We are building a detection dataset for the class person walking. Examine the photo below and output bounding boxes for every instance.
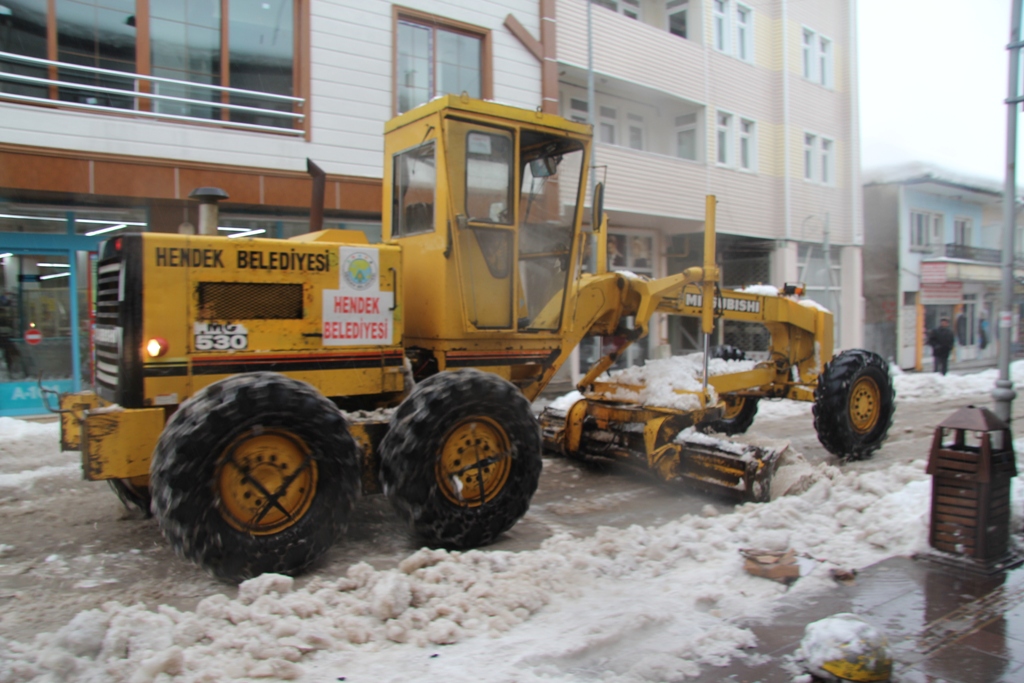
[927,317,956,376]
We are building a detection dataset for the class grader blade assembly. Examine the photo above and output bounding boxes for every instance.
[672,430,784,503]
[539,394,784,503]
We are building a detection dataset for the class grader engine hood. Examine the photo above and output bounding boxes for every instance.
[92,231,404,411]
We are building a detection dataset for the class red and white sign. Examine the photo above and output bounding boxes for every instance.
[321,247,394,346]
[24,328,42,345]
[920,281,963,305]
[920,262,950,285]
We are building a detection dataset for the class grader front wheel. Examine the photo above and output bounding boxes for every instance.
[380,369,542,549]
[813,350,895,460]
[703,394,760,435]
[149,373,360,582]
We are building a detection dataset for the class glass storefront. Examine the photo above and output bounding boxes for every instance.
[0,203,143,415]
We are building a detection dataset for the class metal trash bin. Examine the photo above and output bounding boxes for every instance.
[927,406,1017,569]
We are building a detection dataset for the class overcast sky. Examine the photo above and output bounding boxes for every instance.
[858,0,1013,181]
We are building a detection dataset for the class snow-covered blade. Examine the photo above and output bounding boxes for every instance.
[674,428,786,503]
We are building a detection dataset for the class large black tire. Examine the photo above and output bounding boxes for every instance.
[379,368,542,549]
[813,350,896,460]
[703,394,760,435]
[150,372,360,582]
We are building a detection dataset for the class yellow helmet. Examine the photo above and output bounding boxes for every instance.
[795,613,893,682]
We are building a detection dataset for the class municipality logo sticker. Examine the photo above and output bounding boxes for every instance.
[342,251,377,290]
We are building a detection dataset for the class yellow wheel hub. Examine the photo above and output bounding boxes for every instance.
[722,395,746,420]
[849,376,882,434]
[216,429,317,535]
[436,417,512,507]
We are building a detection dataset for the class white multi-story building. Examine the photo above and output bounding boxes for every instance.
[554,0,863,369]
[0,0,861,414]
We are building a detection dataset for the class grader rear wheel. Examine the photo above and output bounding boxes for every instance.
[813,350,895,460]
[150,372,360,582]
[380,369,542,549]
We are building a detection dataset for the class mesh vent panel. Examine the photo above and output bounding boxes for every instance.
[198,282,303,320]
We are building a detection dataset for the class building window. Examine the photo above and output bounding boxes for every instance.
[820,138,833,184]
[2,0,301,132]
[739,118,756,171]
[736,4,753,62]
[954,218,973,245]
[802,28,816,80]
[804,133,816,180]
[819,36,833,87]
[395,10,490,114]
[910,211,942,249]
[567,97,589,124]
[592,0,641,20]
[717,111,732,165]
[666,0,688,39]
[607,232,654,274]
[599,105,617,144]
[801,27,833,87]
[627,113,644,151]
[58,0,138,109]
[675,112,698,160]
[713,0,729,53]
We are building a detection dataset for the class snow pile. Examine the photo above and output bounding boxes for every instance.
[546,390,583,413]
[0,456,934,682]
[0,418,71,491]
[892,360,1024,401]
[603,354,756,411]
[793,613,891,676]
[798,298,831,313]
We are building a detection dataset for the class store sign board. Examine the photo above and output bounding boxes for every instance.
[920,281,963,305]
[0,379,73,415]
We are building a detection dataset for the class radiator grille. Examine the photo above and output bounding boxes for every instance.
[94,258,122,394]
[198,282,304,320]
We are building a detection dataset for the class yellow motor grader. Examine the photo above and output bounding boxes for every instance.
[53,96,894,581]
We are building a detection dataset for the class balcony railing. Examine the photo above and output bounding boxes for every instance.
[0,51,304,136]
[942,243,1002,264]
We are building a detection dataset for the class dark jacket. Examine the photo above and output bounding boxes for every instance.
[928,326,955,354]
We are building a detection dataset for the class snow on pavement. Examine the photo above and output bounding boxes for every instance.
[1,365,1022,682]
[2,456,937,683]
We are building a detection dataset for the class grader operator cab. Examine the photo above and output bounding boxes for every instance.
[55,96,895,581]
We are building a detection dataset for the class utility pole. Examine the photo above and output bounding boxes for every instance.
[994,0,1023,423]
[587,0,597,224]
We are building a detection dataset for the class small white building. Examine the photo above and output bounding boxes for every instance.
[863,163,1024,371]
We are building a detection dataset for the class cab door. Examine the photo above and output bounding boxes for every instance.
[445,119,517,330]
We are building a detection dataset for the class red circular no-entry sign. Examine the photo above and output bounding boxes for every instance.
[24,328,42,346]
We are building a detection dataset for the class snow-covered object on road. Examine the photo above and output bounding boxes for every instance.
[793,612,892,681]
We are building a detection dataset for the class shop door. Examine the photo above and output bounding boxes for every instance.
[0,253,75,414]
